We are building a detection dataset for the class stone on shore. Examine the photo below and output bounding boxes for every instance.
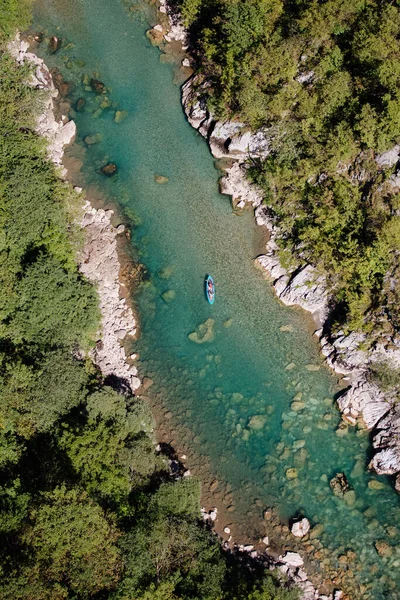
[291,518,310,538]
[280,552,304,567]
[146,27,164,46]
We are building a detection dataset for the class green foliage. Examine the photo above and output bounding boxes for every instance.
[180,0,400,334]
[0,0,32,41]
[116,517,226,599]
[18,486,121,598]
[150,478,201,518]
[0,479,30,534]
[60,390,157,506]
[369,361,400,394]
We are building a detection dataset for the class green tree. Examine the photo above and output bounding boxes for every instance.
[19,486,122,597]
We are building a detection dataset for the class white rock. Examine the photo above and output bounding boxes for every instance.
[223,527,231,534]
[376,145,400,168]
[280,552,304,567]
[261,536,269,545]
[291,518,310,538]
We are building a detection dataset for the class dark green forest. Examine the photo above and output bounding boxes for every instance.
[0,1,297,598]
[178,0,400,336]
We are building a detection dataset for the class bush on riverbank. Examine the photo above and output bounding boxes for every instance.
[177,0,400,336]
[0,4,298,600]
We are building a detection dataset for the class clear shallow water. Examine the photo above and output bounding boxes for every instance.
[32,0,400,596]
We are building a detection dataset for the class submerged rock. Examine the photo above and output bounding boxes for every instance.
[248,414,267,430]
[188,318,215,344]
[48,35,61,53]
[374,540,393,557]
[101,162,118,177]
[154,174,169,184]
[161,289,175,303]
[75,97,86,112]
[158,265,175,279]
[90,78,105,94]
[329,472,350,497]
[84,133,103,145]
[114,110,128,123]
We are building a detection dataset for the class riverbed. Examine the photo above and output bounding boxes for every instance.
[31,0,400,597]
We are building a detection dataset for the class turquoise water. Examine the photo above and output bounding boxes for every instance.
[32,0,400,597]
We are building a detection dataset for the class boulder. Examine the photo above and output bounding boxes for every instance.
[329,472,350,497]
[101,162,118,177]
[146,27,164,46]
[220,162,264,208]
[370,404,400,476]
[374,540,393,557]
[280,552,304,567]
[376,145,400,168]
[55,120,76,147]
[90,78,105,94]
[75,97,86,112]
[291,518,310,538]
[48,35,61,53]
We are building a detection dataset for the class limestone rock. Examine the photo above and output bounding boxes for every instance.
[291,518,310,538]
[219,162,264,208]
[280,552,304,567]
[376,145,400,168]
[370,408,400,475]
[146,27,164,46]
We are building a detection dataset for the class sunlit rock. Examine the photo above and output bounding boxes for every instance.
[291,518,310,538]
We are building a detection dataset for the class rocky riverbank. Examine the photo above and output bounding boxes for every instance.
[148,1,400,495]
[9,33,141,395]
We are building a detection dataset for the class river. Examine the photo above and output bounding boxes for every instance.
[31,0,400,597]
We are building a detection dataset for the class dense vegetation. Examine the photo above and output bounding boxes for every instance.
[0,3,298,599]
[178,0,400,335]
